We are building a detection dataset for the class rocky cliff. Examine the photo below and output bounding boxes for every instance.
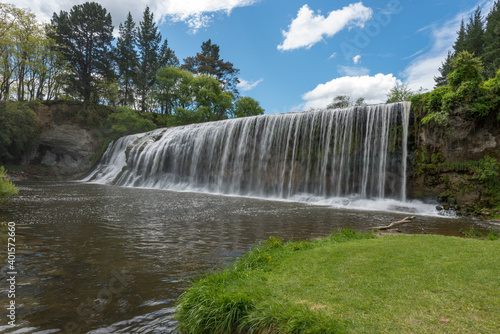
[20,103,109,179]
[408,111,500,215]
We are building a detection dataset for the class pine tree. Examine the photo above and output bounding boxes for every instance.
[464,7,484,57]
[50,2,114,102]
[159,39,179,68]
[435,51,455,87]
[483,1,500,77]
[182,39,240,96]
[135,6,161,112]
[454,19,467,53]
[116,12,138,107]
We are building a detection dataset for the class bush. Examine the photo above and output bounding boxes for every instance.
[107,106,156,136]
[0,102,40,163]
[0,166,18,204]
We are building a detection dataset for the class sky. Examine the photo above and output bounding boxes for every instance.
[7,0,496,114]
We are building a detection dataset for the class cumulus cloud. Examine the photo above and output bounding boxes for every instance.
[352,55,361,64]
[278,3,372,51]
[9,0,259,32]
[402,0,495,91]
[237,78,263,91]
[300,73,400,110]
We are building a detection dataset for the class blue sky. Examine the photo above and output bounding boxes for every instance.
[11,0,495,114]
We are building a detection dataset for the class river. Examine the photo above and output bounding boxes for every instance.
[0,181,495,333]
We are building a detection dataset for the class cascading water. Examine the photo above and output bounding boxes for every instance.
[86,102,440,214]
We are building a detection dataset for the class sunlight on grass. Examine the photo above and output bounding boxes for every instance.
[176,230,500,333]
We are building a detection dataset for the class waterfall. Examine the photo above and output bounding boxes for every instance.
[86,102,411,202]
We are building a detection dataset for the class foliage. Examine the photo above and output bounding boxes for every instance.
[49,2,114,103]
[115,12,138,107]
[2,3,265,122]
[386,83,415,102]
[414,51,499,127]
[156,66,236,125]
[0,101,39,163]
[326,95,365,109]
[434,51,454,87]
[483,1,500,77]
[447,50,483,89]
[176,231,500,334]
[232,97,265,118]
[464,7,485,57]
[135,6,161,112]
[411,86,451,126]
[0,166,18,203]
[107,106,156,136]
[0,3,65,101]
[182,39,240,96]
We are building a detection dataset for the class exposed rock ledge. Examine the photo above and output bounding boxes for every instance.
[38,124,96,171]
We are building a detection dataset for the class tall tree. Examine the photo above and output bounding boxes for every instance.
[50,2,114,102]
[454,19,467,53]
[464,7,485,57]
[135,6,161,112]
[159,39,179,69]
[182,39,240,96]
[116,12,138,107]
[435,51,455,87]
[483,1,500,77]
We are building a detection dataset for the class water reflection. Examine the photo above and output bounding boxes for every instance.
[0,182,496,333]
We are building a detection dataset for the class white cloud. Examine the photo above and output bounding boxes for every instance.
[278,3,372,51]
[338,65,370,76]
[300,73,400,110]
[9,0,259,32]
[328,52,337,60]
[353,55,361,64]
[237,78,263,91]
[402,0,495,91]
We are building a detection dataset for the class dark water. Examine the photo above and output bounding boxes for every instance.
[0,182,497,333]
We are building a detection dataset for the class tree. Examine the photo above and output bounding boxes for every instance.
[464,7,485,58]
[156,66,236,125]
[116,12,138,107]
[182,39,240,96]
[159,39,179,69]
[232,96,264,118]
[135,6,161,112]
[50,2,114,102]
[454,19,467,53]
[386,83,414,102]
[448,50,483,90]
[156,66,193,115]
[483,1,500,78]
[435,51,455,87]
[327,95,352,109]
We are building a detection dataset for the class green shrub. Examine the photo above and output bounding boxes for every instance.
[0,166,18,204]
[107,106,156,136]
[0,101,40,163]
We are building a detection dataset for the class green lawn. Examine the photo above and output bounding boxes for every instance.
[176,230,500,333]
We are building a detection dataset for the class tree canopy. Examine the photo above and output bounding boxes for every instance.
[49,2,114,103]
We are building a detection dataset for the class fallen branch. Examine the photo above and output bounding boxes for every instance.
[372,216,416,230]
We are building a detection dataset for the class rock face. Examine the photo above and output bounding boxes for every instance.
[408,112,500,212]
[23,103,107,178]
[38,124,96,171]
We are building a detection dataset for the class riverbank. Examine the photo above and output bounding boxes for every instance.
[175,229,500,333]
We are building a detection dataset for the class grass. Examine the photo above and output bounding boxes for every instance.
[175,229,500,334]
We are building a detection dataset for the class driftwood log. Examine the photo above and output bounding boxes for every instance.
[372,216,416,230]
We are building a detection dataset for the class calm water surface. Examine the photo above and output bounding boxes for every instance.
[0,182,496,333]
